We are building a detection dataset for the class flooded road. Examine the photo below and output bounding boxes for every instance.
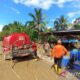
[0,42,76,80]
[0,54,66,80]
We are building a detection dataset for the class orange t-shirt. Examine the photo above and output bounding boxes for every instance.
[51,44,67,58]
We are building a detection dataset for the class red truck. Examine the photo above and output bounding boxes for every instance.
[3,33,34,60]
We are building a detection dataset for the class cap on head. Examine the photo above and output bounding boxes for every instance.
[57,40,62,44]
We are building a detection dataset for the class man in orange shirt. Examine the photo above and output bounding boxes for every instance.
[51,39,67,74]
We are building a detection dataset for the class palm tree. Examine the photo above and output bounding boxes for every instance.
[2,25,11,35]
[72,17,80,30]
[25,8,47,32]
[11,21,25,32]
[72,24,80,30]
[54,15,68,31]
[2,21,25,36]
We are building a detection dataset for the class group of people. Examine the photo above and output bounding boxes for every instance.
[32,39,79,75]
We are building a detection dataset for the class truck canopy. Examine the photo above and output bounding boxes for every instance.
[3,33,31,48]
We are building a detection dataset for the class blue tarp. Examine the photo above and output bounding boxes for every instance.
[62,39,79,43]
[78,51,80,61]
[70,49,78,59]
[61,56,69,67]
[74,61,80,70]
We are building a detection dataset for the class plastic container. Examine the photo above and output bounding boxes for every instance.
[70,49,78,58]
[61,56,69,67]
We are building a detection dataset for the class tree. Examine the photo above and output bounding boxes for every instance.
[72,17,80,30]
[2,21,25,36]
[72,24,80,30]
[25,8,47,32]
[54,15,68,31]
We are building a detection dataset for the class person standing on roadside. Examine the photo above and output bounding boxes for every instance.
[32,40,39,61]
[43,41,50,56]
[51,39,68,74]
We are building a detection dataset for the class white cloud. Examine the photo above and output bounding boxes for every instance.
[13,0,80,9]
[13,0,53,10]
[47,25,53,29]
[67,12,77,18]
[71,19,76,23]
[67,11,80,18]
[0,24,4,31]
[71,0,80,8]
[10,7,20,14]
[52,0,73,8]
[50,19,55,22]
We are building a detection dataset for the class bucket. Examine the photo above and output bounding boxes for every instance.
[61,56,69,67]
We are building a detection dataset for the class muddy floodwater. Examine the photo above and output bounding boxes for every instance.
[0,42,77,80]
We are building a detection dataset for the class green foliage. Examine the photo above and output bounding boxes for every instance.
[26,8,47,32]
[32,31,38,39]
[73,24,80,30]
[1,21,26,36]
[48,35,57,43]
[0,9,74,43]
[54,15,68,31]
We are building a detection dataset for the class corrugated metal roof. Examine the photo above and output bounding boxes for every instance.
[53,30,80,35]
